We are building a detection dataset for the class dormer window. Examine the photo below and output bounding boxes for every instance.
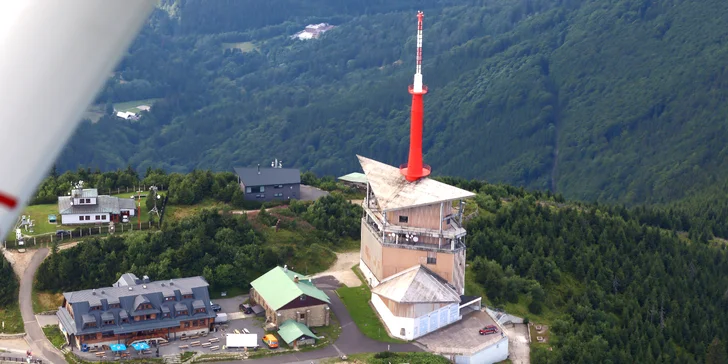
[103,319,115,325]
[136,303,153,310]
[108,303,120,309]
[182,294,194,299]
[194,308,206,314]
[164,296,175,302]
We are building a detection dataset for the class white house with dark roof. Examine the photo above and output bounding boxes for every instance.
[57,188,136,224]
[56,273,216,349]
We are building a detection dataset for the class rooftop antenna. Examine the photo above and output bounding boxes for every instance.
[400,11,430,182]
[148,185,161,218]
[271,159,283,168]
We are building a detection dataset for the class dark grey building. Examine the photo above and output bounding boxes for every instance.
[56,273,217,349]
[234,166,301,202]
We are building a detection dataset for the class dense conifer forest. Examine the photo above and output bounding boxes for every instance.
[54,0,728,205]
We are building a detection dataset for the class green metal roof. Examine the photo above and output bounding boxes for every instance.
[250,267,331,311]
[277,319,317,345]
[338,172,368,184]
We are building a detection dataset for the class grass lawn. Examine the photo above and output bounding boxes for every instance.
[324,352,451,363]
[42,325,66,349]
[113,98,160,113]
[9,203,62,237]
[221,41,258,52]
[164,199,232,222]
[335,266,405,343]
[209,286,247,300]
[180,351,195,361]
[33,288,64,313]
[0,304,23,334]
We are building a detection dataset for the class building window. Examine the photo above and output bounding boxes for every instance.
[95,215,100,220]
[184,321,190,328]
[163,312,170,318]
[102,215,107,220]
[399,216,409,223]
[164,296,175,302]
[298,312,306,320]
[257,194,265,199]
[121,317,129,324]
[84,334,95,340]
[79,216,85,221]
[90,305,101,311]
[177,310,188,316]
[246,187,251,193]
[194,308,206,314]
[145,314,152,320]
[427,251,437,265]
[108,303,120,309]
[400,328,406,336]
[85,322,96,328]
[182,294,194,299]
[86,215,91,220]
[86,198,91,203]
[274,185,283,189]
[103,320,114,326]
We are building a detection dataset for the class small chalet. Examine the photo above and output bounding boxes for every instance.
[234,165,300,202]
[249,266,330,327]
[57,187,136,225]
[277,319,318,348]
[337,172,367,190]
[56,273,216,349]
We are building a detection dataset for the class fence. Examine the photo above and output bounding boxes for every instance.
[102,185,165,196]
[0,356,42,364]
[3,222,155,249]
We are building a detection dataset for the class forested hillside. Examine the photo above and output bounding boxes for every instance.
[56,0,728,205]
[444,179,728,363]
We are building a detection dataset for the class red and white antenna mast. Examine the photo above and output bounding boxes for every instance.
[400,11,430,182]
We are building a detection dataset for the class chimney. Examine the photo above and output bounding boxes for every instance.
[283,265,288,272]
[92,289,96,295]
[169,280,174,286]
[294,275,299,284]
[257,164,260,174]
[101,290,105,294]
[143,275,150,283]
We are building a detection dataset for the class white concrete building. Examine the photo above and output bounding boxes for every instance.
[370,265,461,340]
[58,188,136,225]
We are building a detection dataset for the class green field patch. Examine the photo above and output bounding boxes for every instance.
[42,325,66,349]
[113,98,160,113]
[222,41,258,52]
[336,266,405,343]
[0,304,23,334]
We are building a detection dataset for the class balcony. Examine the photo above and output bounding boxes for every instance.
[362,215,465,253]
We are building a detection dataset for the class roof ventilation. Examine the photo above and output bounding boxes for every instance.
[160,283,165,287]
[283,265,288,272]
[257,164,261,174]
[293,275,299,284]
[142,275,150,283]
[128,287,133,291]
[143,285,147,289]
[92,289,96,295]
[169,280,174,286]
[101,290,105,294]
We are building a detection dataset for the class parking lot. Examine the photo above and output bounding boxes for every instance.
[417,310,505,356]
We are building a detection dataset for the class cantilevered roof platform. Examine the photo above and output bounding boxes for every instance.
[357,155,475,212]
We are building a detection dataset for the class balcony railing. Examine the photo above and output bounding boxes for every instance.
[363,217,465,253]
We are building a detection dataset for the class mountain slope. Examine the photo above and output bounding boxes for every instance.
[57,0,728,205]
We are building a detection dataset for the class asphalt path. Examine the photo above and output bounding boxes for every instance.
[19,248,66,364]
[219,276,421,364]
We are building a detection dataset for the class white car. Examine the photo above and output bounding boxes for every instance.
[122,215,129,223]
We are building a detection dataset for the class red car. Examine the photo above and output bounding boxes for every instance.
[479,325,499,335]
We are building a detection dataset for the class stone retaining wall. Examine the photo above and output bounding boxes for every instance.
[0,333,26,339]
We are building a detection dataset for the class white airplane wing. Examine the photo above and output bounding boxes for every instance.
[0,1,155,239]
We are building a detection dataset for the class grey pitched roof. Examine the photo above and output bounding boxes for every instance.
[133,295,149,308]
[174,302,188,312]
[57,274,214,336]
[58,195,136,215]
[180,287,193,295]
[82,314,95,324]
[192,300,205,309]
[116,273,141,287]
[101,312,114,321]
[161,306,170,313]
[234,167,300,186]
[371,265,460,303]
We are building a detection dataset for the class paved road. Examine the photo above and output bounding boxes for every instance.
[219,276,421,364]
[19,248,66,364]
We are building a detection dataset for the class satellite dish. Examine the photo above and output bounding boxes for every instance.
[413,236,419,242]
[156,194,161,199]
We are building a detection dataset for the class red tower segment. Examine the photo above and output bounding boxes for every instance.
[400,11,431,182]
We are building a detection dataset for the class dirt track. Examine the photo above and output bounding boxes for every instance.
[311,251,361,287]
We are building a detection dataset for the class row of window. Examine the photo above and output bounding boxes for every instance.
[82,319,207,340]
[245,185,290,193]
[79,215,106,221]
[78,198,93,204]
[396,215,454,225]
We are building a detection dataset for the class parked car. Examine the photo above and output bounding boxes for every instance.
[262,334,279,349]
[55,230,71,238]
[479,325,499,335]
[210,302,221,312]
[121,215,129,223]
[239,303,253,314]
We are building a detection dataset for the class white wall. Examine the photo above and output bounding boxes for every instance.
[121,208,136,216]
[371,294,414,340]
[359,258,380,287]
[454,336,509,364]
[412,303,460,339]
[61,213,110,225]
[73,197,97,205]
